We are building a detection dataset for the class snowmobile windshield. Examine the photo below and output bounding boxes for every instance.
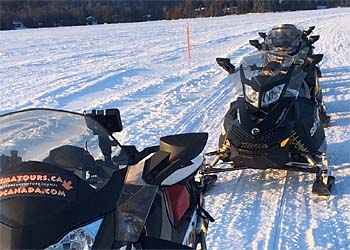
[240,51,295,108]
[115,163,159,245]
[240,51,294,81]
[265,24,303,54]
[0,108,128,189]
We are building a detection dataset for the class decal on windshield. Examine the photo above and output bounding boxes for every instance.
[0,173,76,201]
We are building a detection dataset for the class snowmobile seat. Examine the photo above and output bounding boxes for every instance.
[165,184,191,223]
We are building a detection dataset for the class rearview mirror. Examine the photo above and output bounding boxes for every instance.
[304,54,323,71]
[304,26,315,36]
[258,32,267,39]
[216,58,236,74]
[249,39,262,50]
[308,35,320,45]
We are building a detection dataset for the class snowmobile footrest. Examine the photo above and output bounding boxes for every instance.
[312,179,331,196]
[204,167,239,174]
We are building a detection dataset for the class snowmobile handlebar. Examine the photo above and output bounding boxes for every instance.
[303,26,315,36]
[85,108,122,134]
[210,155,221,168]
[216,57,237,74]
[204,150,220,156]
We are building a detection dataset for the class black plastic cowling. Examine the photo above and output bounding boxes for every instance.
[142,133,208,186]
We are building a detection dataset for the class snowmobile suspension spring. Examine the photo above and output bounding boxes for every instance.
[205,151,220,156]
[304,154,317,167]
[290,131,309,153]
[210,155,221,168]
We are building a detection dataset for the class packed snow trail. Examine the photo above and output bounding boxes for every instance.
[0,7,349,250]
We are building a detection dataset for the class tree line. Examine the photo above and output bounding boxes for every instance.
[0,0,349,30]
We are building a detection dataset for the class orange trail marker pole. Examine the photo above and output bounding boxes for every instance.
[186,23,191,59]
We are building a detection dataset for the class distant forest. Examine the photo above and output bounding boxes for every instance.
[1,0,349,30]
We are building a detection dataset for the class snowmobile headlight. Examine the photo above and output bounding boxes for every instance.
[244,84,259,108]
[44,219,103,250]
[261,83,285,107]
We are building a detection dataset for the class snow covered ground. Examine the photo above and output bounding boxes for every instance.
[1,7,349,250]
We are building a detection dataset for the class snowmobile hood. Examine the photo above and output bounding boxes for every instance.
[238,51,303,109]
[0,108,131,249]
[239,51,295,91]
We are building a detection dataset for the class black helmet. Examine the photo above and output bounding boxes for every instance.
[265,24,303,54]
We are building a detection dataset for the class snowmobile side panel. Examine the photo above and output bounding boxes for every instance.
[144,190,173,240]
[294,97,326,153]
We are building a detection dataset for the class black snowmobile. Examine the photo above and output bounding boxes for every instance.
[249,24,330,126]
[204,50,335,196]
[0,108,214,250]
